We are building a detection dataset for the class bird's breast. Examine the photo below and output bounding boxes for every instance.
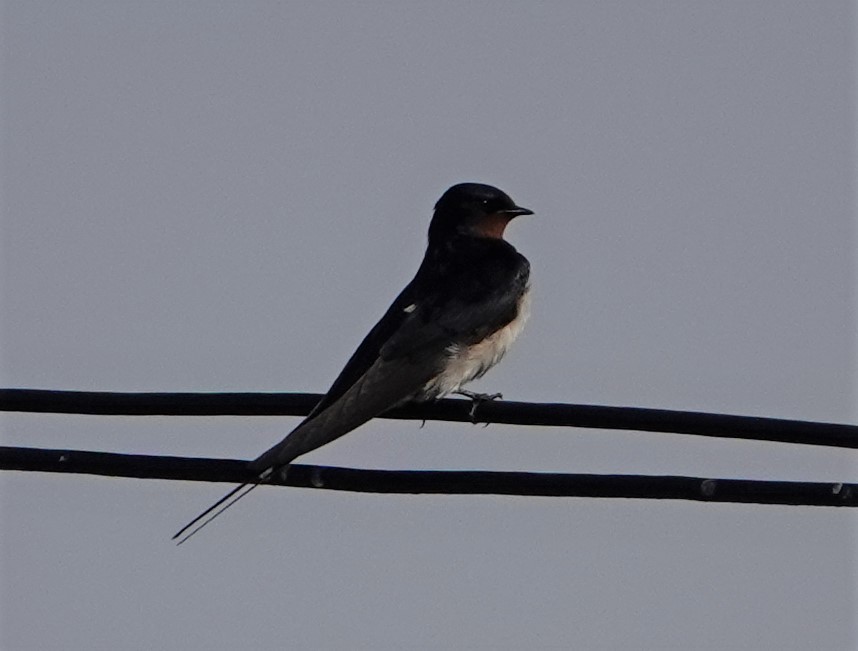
[420,287,531,399]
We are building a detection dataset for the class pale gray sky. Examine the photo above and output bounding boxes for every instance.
[1,2,856,649]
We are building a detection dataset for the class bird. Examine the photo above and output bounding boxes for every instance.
[173,182,534,543]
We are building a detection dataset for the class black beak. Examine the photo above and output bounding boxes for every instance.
[500,206,534,217]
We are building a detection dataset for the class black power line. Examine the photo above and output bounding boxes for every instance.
[2,388,857,448]
[2,446,856,507]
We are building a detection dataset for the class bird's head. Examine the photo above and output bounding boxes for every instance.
[429,183,533,242]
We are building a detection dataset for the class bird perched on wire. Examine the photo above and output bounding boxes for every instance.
[174,182,534,543]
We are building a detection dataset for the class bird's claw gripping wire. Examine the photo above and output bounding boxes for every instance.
[454,389,503,423]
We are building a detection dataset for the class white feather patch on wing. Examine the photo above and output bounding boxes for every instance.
[421,288,531,399]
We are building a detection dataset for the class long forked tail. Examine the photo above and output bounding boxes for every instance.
[172,474,269,545]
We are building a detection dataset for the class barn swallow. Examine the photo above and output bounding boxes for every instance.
[173,182,534,543]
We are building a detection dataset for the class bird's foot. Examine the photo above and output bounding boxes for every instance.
[260,465,288,483]
[454,389,503,422]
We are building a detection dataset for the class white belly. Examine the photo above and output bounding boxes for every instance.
[421,288,531,398]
